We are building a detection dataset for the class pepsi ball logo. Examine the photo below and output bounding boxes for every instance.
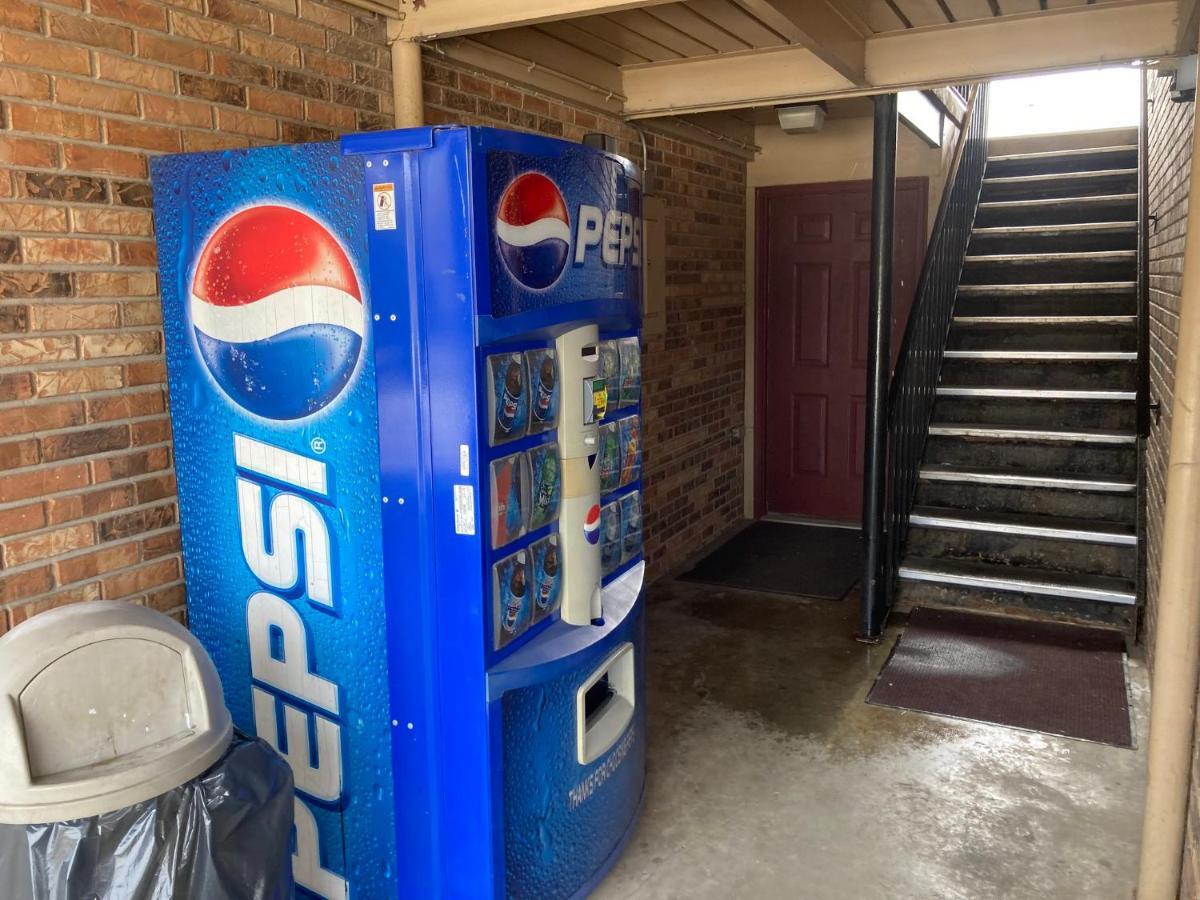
[495,173,570,290]
[190,205,364,420]
[583,503,601,545]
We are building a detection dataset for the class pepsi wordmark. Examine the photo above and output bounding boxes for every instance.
[192,204,363,900]
[494,172,641,293]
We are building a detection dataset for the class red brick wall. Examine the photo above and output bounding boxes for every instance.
[0,0,392,632]
[1145,69,1200,897]
[0,5,749,633]
[423,56,749,575]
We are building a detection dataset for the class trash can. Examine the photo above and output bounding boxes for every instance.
[0,601,295,899]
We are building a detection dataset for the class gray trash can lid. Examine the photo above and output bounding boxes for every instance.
[0,601,233,824]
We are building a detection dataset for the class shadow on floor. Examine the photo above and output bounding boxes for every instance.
[593,578,1147,900]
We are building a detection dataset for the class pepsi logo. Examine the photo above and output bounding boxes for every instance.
[495,173,570,290]
[190,205,364,421]
[583,503,601,545]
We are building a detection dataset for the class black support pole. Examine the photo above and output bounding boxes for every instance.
[861,93,898,641]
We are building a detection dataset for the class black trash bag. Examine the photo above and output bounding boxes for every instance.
[0,734,294,900]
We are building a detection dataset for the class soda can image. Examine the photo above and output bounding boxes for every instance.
[618,415,641,487]
[524,348,559,432]
[527,442,561,531]
[601,500,622,576]
[489,452,528,548]
[618,337,640,408]
[487,351,529,444]
[621,491,643,562]
[493,549,531,649]
[530,534,561,623]
[598,421,620,493]
[598,340,620,413]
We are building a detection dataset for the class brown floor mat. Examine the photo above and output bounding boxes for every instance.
[867,606,1132,747]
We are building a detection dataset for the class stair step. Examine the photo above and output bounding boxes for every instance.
[987,144,1137,165]
[978,193,1137,210]
[932,393,1136,431]
[919,464,1135,493]
[927,424,1136,444]
[975,193,1137,227]
[984,168,1137,185]
[963,250,1136,264]
[953,314,1136,325]
[939,358,1136,391]
[923,429,1136,477]
[935,386,1135,401]
[942,350,1135,361]
[980,168,1138,202]
[909,506,1136,546]
[954,291,1137,316]
[957,281,1135,294]
[972,222,1136,236]
[899,558,1136,605]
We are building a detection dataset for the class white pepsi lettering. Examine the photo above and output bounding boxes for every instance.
[574,204,603,264]
[618,213,633,265]
[601,209,621,266]
[252,686,343,801]
[234,432,345,897]
[247,591,340,714]
[237,480,333,607]
[293,800,349,900]
[632,217,642,267]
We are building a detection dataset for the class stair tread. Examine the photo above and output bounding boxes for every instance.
[899,556,1136,604]
[987,145,1137,163]
[958,281,1135,293]
[910,505,1136,541]
[927,423,1137,444]
[972,221,1136,235]
[919,463,1135,491]
[963,250,1136,263]
[954,314,1136,325]
[983,168,1136,185]
[936,386,1135,400]
[942,349,1136,360]
[979,193,1136,208]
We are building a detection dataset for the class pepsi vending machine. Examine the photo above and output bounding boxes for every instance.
[149,127,646,899]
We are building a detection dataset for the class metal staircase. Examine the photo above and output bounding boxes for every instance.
[896,142,1140,628]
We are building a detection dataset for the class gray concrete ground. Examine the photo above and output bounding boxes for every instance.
[593,579,1148,900]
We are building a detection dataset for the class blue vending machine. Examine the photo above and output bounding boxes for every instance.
[149,127,647,899]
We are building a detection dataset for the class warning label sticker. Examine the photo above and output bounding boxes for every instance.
[453,484,475,536]
[373,182,396,230]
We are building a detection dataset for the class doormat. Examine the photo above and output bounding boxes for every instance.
[867,606,1132,747]
[678,521,862,600]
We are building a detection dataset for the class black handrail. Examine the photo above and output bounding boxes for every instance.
[861,82,991,639]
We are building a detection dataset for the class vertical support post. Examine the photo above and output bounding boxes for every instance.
[388,25,424,128]
[860,93,898,641]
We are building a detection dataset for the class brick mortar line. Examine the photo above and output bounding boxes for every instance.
[0,441,173,512]
[0,15,391,84]
[0,382,163,407]
[0,349,164,374]
[0,536,183,604]
[0,409,169,444]
[0,508,178,580]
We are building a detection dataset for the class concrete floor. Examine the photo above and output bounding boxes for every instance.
[593,579,1148,900]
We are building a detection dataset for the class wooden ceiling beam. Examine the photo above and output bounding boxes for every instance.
[729,0,868,84]
[623,0,1179,117]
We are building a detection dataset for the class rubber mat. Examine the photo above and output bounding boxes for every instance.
[868,606,1132,747]
[678,521,861,600]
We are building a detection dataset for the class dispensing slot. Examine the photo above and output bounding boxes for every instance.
[576,643,635,765]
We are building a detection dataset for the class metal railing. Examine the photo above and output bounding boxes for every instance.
[864,82,990,639]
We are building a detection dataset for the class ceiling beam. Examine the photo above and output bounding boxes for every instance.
[729,0,868,84]
[398,0,676,40]
[1178,0,1200,53]
[866,1,1178,87]
[623,45,856,117]
[623,0,1178,118]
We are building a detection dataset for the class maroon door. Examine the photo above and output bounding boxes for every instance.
[757,179,927,522]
